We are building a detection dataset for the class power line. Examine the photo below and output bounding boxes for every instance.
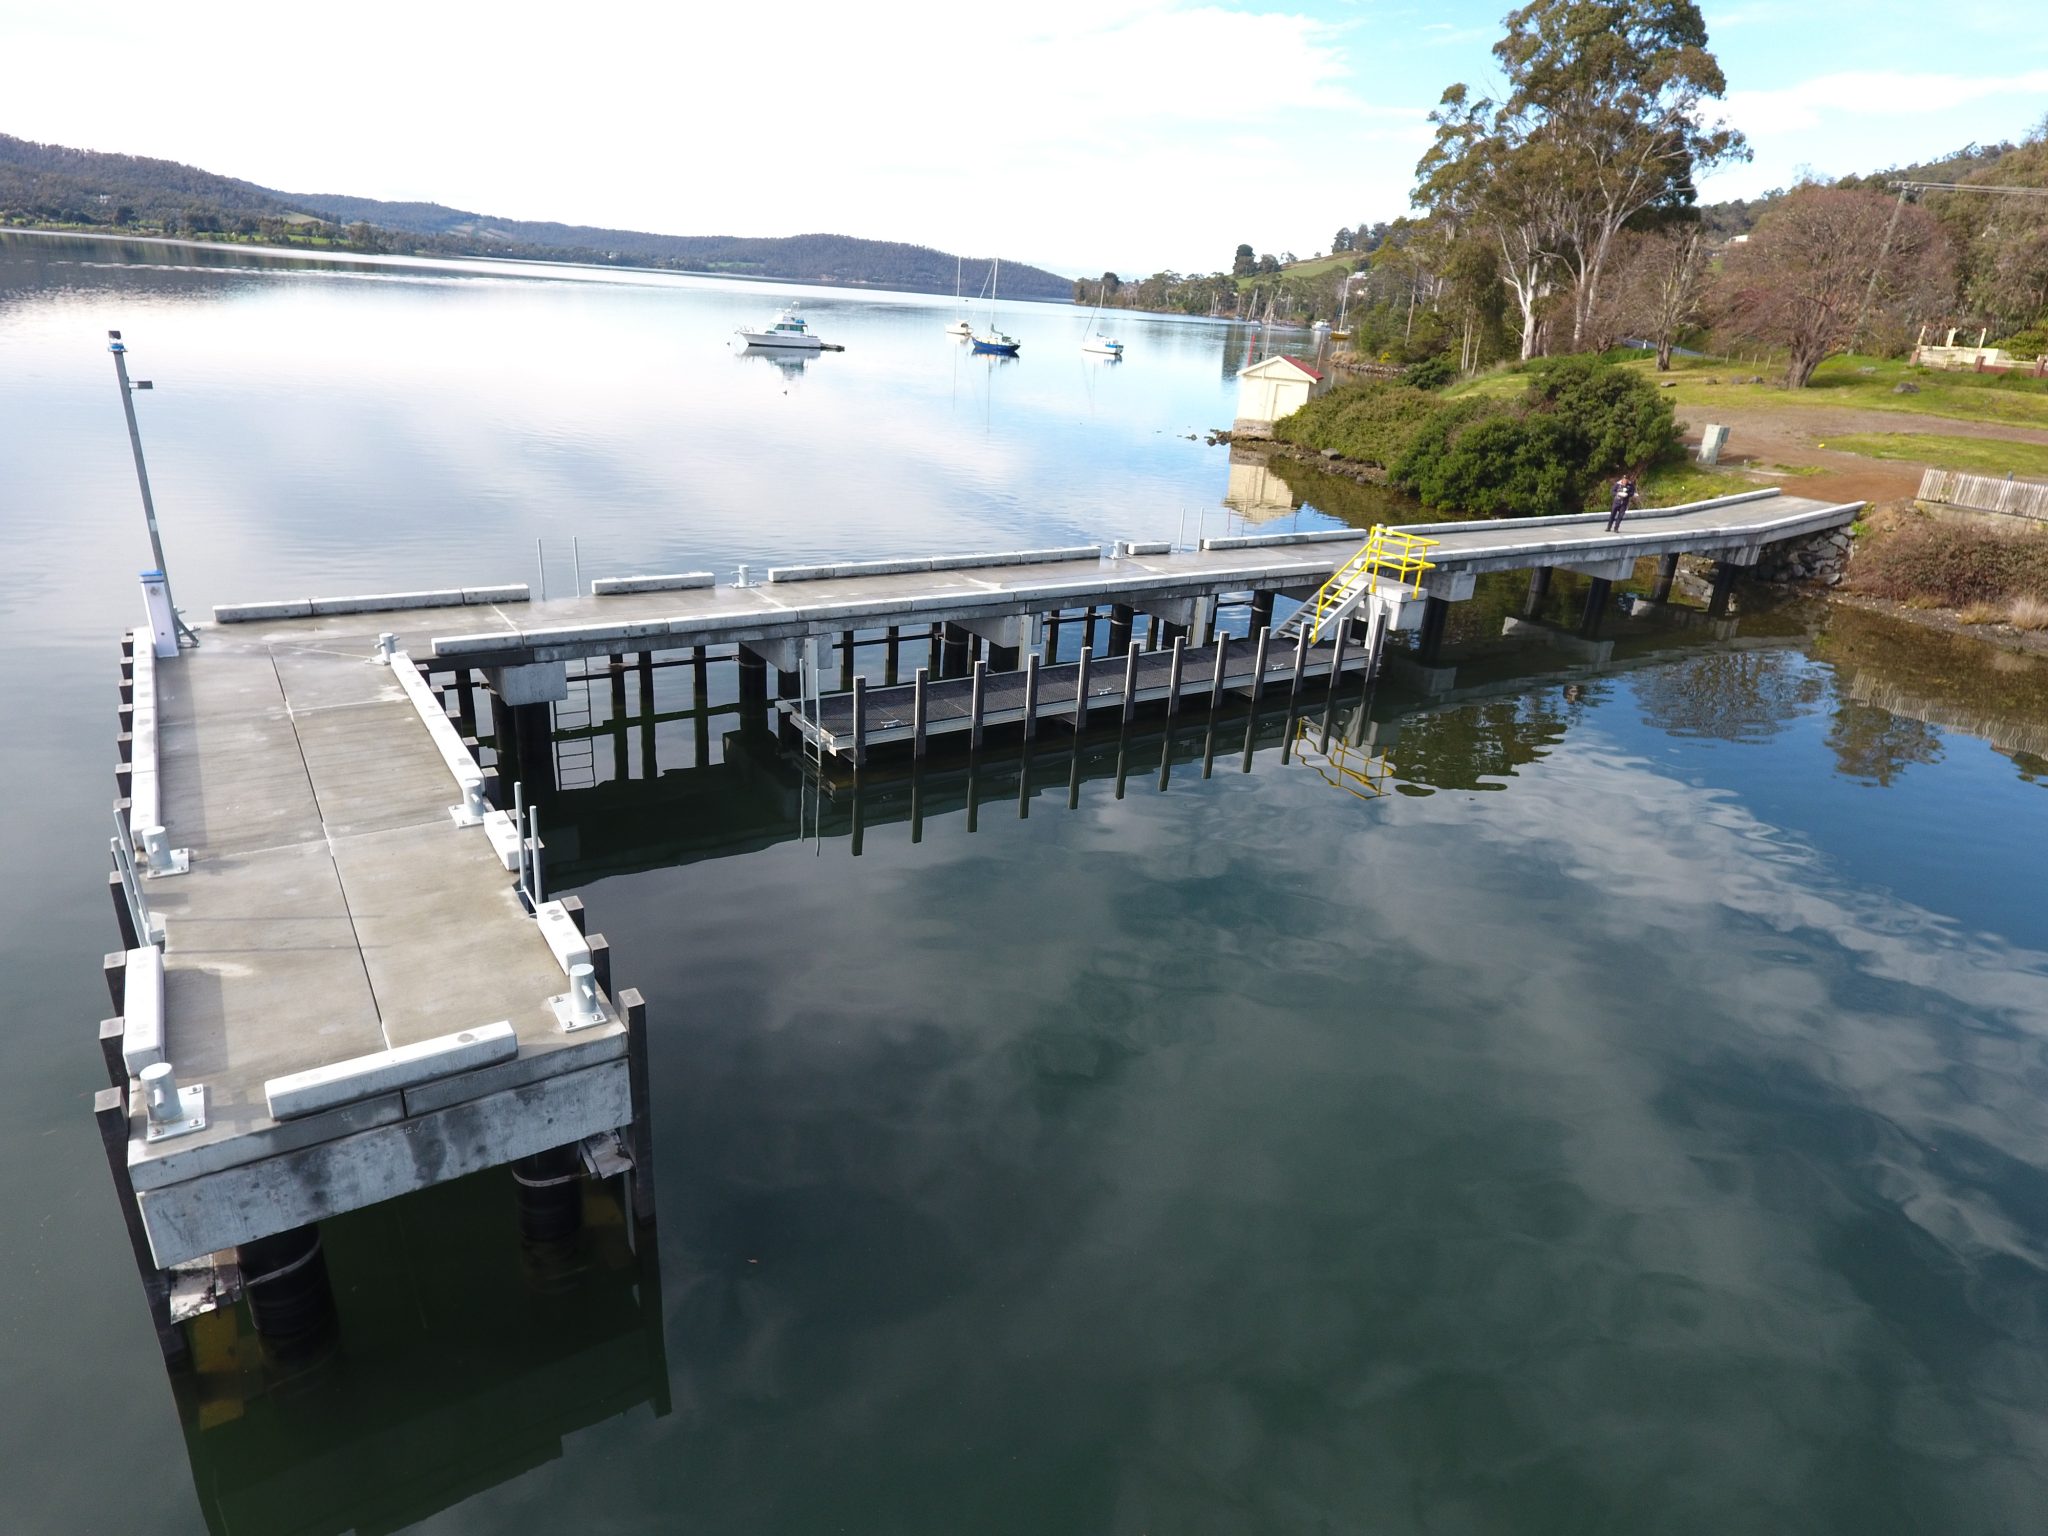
[1888,180,2048,199]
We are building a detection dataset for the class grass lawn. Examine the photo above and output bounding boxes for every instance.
[1237,254,1354,290]
[1626,353,2048,429]
[1580,460,1754,513]
[1443,367,1529,401]
[1825,432,2048,479]
[1449,353,2048,430]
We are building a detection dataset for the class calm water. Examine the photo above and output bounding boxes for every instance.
[6,232,2048,1535]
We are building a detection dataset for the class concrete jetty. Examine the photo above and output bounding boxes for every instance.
[103,610,654,1363]
[96,486,1857,1365]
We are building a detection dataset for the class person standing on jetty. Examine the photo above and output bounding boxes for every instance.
[1605,472,1638,533]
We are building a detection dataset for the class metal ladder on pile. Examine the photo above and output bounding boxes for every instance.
[552,673,597,791]
[795,636,827,852]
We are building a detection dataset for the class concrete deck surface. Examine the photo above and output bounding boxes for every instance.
[203,491,1857,671]
[130,624,625,1206]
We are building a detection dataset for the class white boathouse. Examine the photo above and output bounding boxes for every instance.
[1233,354,1326,438]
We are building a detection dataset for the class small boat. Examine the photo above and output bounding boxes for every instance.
[945,254,974,336]
[735,306,827,349]
[970,255,1022,355]
[1081,289,1124,357]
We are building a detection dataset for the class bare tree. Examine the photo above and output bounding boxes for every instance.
[1610,225,1709,368]
[1716,188,1953,387]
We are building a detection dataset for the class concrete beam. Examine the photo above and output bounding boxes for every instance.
[486,661,569,706]
[743,636,807,674]
[1149,595,1211,629]
[1421,569,1477,602]
[958,612,1036,652]
[137,1059,631,1268]
[1560,556,1639,582]
[264,1021,519,1120]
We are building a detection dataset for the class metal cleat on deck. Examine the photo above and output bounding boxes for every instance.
[140,1061,207,1143]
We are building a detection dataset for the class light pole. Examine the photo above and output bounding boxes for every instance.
[108,330,198,647]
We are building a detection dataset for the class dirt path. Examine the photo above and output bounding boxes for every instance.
[1680,403,2048,505]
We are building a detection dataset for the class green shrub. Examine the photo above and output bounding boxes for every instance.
[1992,323,2048,359]
[1393,358,1679,514]
[1522,357,1682,481]
[1273,382,1446,467]
[1389,404,1569,515]
[1275,357,1681,516]
[1403,353,1457,391]
[1849,520,2048,605]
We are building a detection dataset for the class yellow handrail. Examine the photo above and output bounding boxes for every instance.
[1307,525,1440,641]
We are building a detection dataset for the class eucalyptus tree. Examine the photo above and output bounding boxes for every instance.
[1414,0,1745,355]
[1416,85,1571,360]
[1496,0,1746,347]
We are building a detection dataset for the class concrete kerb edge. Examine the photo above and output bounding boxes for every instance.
[767,545,1103,584]
[215,585,531,624]
[590,572,717,596]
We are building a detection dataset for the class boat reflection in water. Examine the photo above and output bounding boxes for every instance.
[172,1170,668,1536]
[735,341,825,379]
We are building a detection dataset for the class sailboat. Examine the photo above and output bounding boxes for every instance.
[1081,283,1124,358]
[945,253,973,337]
[970,254,1022,356]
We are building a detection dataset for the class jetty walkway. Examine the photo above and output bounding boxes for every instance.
[95,486,1857,1364]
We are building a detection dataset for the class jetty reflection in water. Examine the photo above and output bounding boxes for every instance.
[528,583,2048,894]
[172,1173,667,1536]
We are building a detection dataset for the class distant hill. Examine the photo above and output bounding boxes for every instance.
[0,133,1075,299]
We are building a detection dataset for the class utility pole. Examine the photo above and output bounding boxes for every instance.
[1854,180,2048,351]
[108,331,198,647]
[1850,186,1911,352]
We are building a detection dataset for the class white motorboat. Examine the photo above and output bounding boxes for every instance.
[735,307,827,349]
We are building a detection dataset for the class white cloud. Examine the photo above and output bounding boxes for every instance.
[1,0,1433,273]
[1725,68,2048,138]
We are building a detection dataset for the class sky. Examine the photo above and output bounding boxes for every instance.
[3,0,2044,277]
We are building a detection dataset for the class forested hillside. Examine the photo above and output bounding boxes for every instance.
[0,134,1074,298]
[1697,140,2025,239]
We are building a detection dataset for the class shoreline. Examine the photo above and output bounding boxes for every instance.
[1824,588,2048,660]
